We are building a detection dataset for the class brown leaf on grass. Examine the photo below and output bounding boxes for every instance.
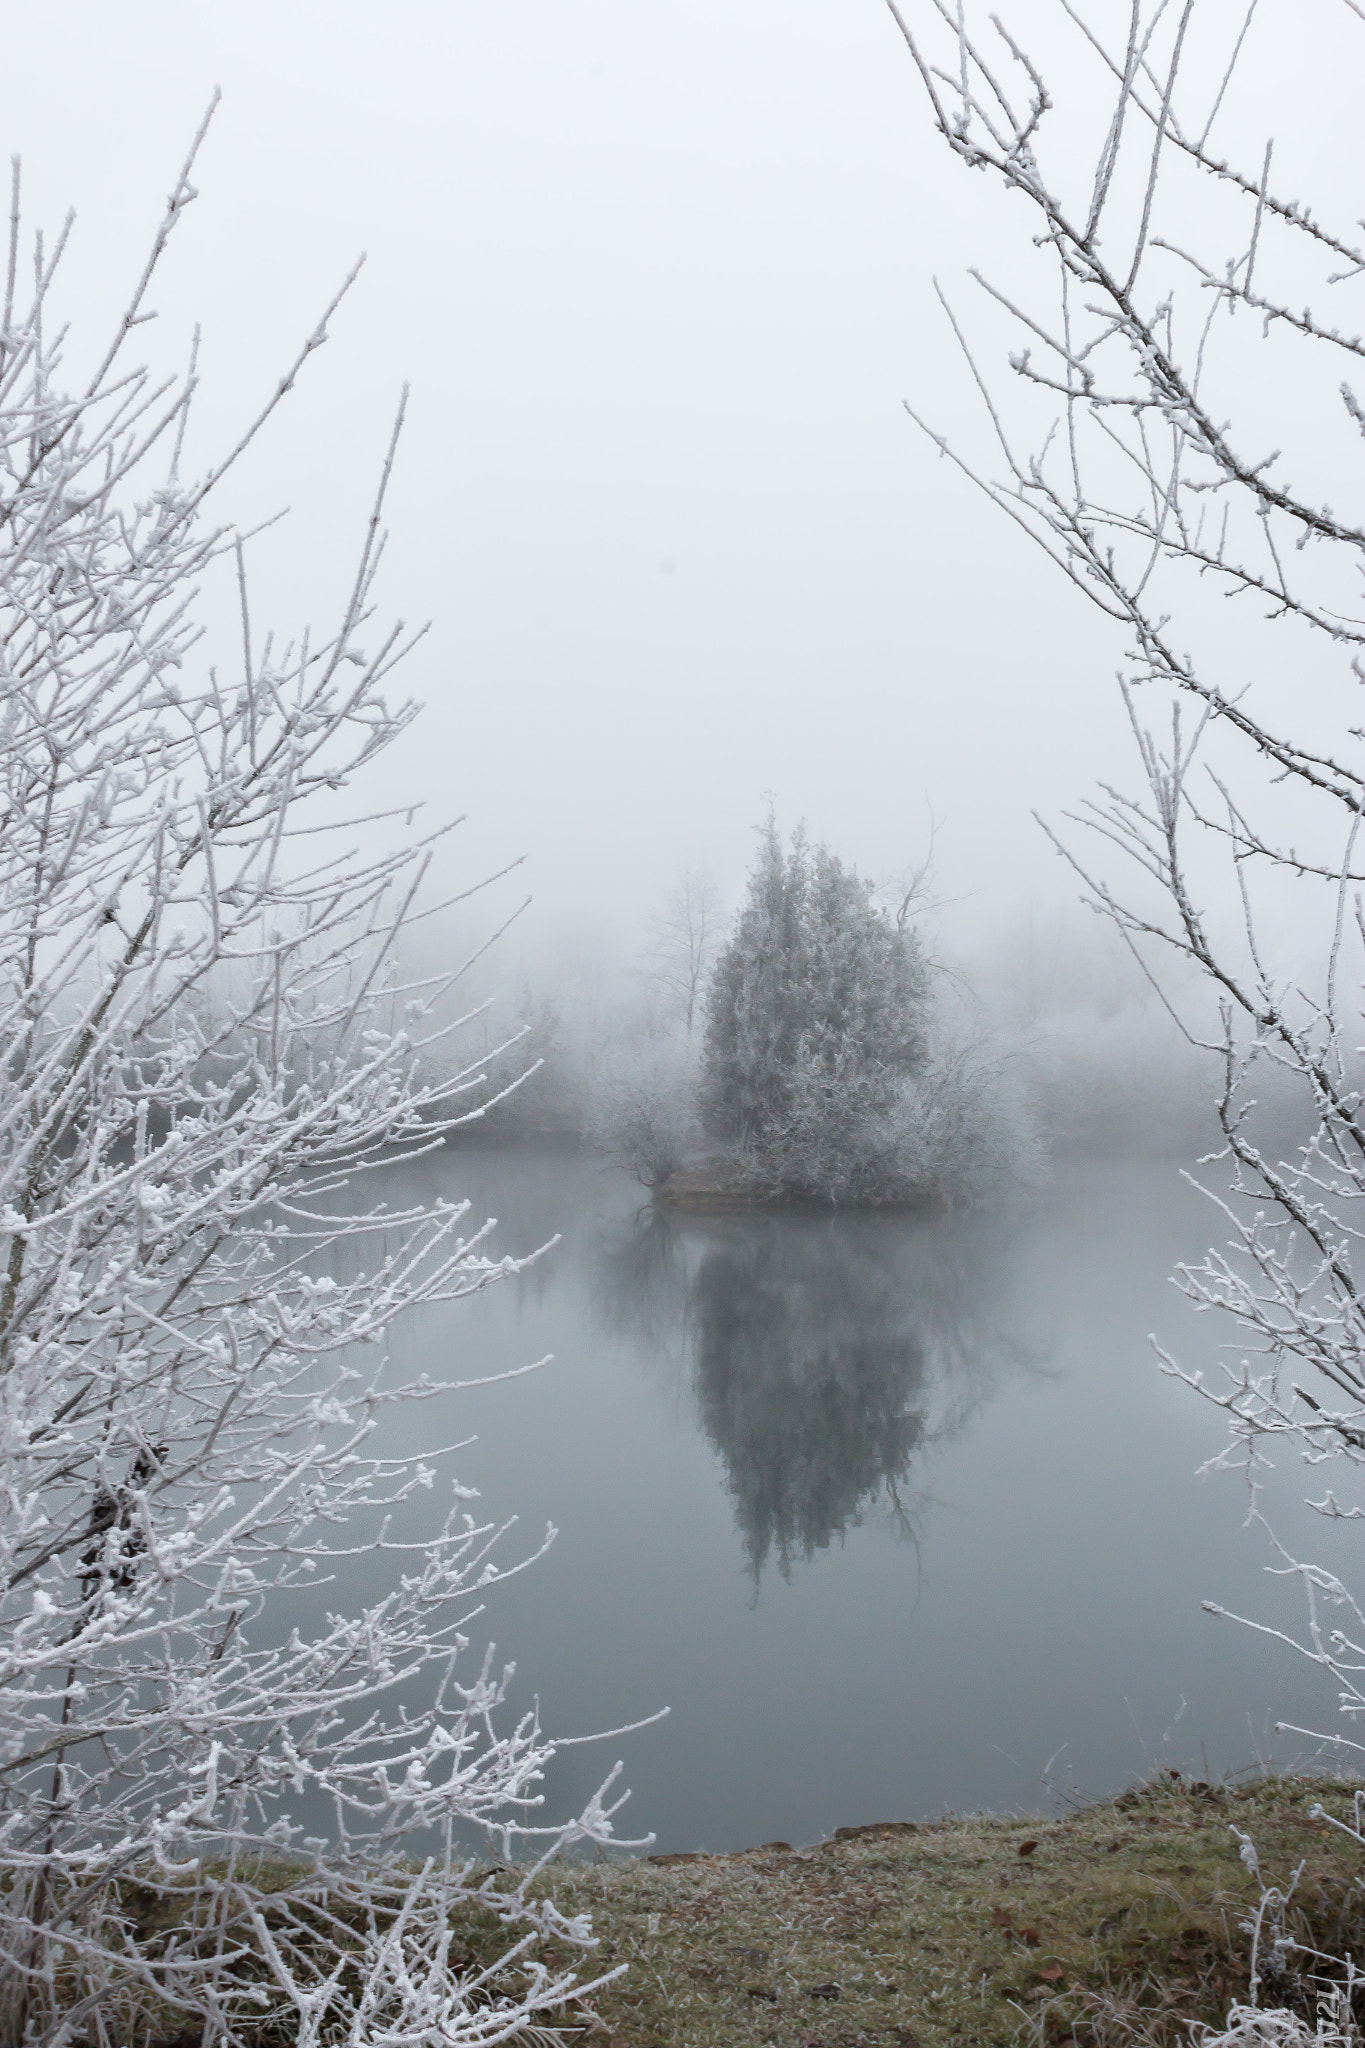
[1036,1962,1065,1981]
[990,1905,1014,1929]
[1018,1838,1040,1857]
[1020,1926,1041,1945]
[803,1981,842,2000]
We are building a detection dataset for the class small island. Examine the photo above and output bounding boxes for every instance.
[597,818,1031,1211]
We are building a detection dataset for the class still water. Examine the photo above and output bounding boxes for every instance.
[342,1144,1358,1854]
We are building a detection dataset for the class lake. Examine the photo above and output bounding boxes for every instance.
[339,1142,1359,1855]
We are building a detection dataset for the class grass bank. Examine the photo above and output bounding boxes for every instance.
[527,1773,1365,2046]
[65,1772,1365,2044]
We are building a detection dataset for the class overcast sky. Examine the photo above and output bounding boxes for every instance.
[3,0,1358,991]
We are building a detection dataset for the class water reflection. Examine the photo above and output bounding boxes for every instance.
[596,1206,1038,1578]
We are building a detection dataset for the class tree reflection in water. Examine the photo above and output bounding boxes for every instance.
[595,1206,1035,1580]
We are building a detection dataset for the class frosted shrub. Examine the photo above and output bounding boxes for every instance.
[694,819,1036,1204]
[1196,2007,1359,2048]
[884,1033,1043,1206]
[0,123,639,2047]
[585,1032,702,1188]
[892,0,1365,2031]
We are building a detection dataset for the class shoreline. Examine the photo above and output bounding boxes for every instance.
[529,1772,1365,2047]
[652,1166,947,1215]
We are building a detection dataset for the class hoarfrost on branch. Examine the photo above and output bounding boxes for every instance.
[891,0,1365,2026]
[0,111,642,2048]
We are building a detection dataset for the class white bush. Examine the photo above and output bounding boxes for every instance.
[0,126,639,2047]
[585,1033,702,1187]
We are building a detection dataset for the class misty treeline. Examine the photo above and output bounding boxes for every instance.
[891,0,1365,2038]
[488,817,1043,1206]
[473,823,1225,1203]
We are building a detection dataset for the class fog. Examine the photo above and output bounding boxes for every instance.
[4,1,1359,1122]
[0,3,1159,969]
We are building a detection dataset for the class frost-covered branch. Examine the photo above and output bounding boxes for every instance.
[0,128,642,2048]
[892,0,1365,2028]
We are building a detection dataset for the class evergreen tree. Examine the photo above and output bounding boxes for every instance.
[701,820,930,1197]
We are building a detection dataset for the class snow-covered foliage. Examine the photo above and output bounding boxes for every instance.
[1195,2004,1360,2048]
[887,1030,1042,1204]
[894,0,1365,2030]
[0,124,637,2047]
[700,819,932,1200]
[688,820,1035,1204]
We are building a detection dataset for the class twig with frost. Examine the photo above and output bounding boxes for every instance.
[0,119,651,2048]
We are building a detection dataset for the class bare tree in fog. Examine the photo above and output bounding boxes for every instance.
[0,130,637,2048]
[893,0,1365,2029]
[645,865,721,1037]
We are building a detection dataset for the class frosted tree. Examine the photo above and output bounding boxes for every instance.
[0,119,640,2048]
[701,818,931,1199]
[888,0,1365,2030]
